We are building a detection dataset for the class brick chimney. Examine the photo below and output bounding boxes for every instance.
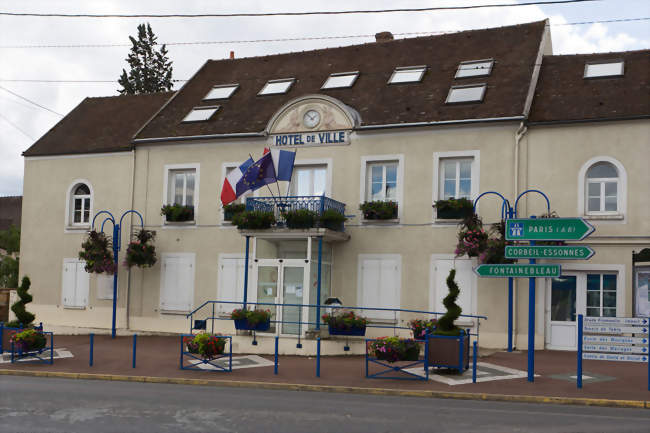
[229,51,235,59]
[375,32,394,43]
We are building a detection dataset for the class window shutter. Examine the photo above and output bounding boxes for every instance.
[75,262,90,307]
[160,255,195,312]
[360,257,399,320]
[218,258,246,313]
[62,261,76,307]
[97,274,113,300]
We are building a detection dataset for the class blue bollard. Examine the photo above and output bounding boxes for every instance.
[89,333,94,367]
[132,334,137,369]
[316,337,321,378]
[274,336,279,375]
[577,314,583,389]
[472,341,478,383]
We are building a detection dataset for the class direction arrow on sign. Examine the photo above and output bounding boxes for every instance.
[583,344,648,354]
[584,317,648,326]
[584,325,649,335]
[473,264,561,278]
[505,245,595,260]
[583,335,648,345]
[505,218,595,241]
[583,353,648,363]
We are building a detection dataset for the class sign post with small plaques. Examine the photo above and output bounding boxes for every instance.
[577,315,649,390]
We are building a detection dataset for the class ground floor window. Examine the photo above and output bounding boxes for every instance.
[357,254,401,320]
[160,253,195,312]
[62,259,89,309]
[431,258,476,317]
[586,273,617,317]
[217,255,246,314]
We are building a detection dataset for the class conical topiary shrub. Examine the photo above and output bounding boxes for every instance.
[433,269,462,336]
[7,276,35,328]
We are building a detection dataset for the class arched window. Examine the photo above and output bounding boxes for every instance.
[70,183,92,225]
[586,162,619,214]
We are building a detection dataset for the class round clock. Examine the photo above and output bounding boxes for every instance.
[303,109,321,128]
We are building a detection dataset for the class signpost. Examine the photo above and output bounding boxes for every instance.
[505,245,594,260]
[505,218,595,241]
[577,314,649,390]
[474,264,561,278]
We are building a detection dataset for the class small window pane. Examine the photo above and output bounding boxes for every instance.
[587,162,617,178]
[174,174,184,205]
[588,182,600,197]
[587,307,601,317]
[455,60,493,78]
[443,161,456,180]
[74,184,90,195]
[603,308,616,317]
[443,180,455,199]
[386,165,397,183]
[259,79,294,95]
[313,169,326,196]
[603,291,616,308]
[83,210,90,223]
[182,107,218,122]
[385,183,397,200]
[446,85,486,103]
[322,73,358,89]
[186,173,195,206]
[459,180,471,198]
[603,274,617,291]
[604,182,617,196]
[74,199,82,211]
[371,183,382,200]
[74,210,81,223]
[551,276,576,321]
[604,196,617,211]
[588,198,601,212]
[371,165,383,183]
[585,61,624,78]
[587,291,600,308]
[388,66,426,84]
[203,85,238,100]
[587,274,600,291]
[459,161,472,179]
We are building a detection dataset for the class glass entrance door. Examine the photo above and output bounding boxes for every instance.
[281,265,305,335]
[256,265,279,334]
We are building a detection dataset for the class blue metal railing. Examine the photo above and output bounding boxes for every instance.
[245,195,346,226]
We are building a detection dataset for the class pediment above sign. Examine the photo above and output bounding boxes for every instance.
[266,95,361,135]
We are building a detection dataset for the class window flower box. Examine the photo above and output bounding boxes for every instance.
[223,203,246,222]
[230,308,272,331]
[434,198,474,220]
[232,211,275,230]
[322,310,367,336]
[359,201,398,220]
[161,204,194,222]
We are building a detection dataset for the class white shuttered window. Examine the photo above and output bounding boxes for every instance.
[433,259,475,316]
[62,259,89,308]
[217,256,252,314]
[358,255,401,320]
[160,253,195,312]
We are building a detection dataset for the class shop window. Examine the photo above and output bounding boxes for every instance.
[62,259,89,309]
[358,255,401,320]
[160,253,195,312]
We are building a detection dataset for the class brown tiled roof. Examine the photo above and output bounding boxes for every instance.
[529,50,650,123]
[23,92,173,157]
[135,21,547,141]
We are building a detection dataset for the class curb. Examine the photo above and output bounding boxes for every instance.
[1,369,648,409]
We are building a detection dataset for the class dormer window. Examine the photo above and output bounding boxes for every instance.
[388,66,426,84]
[446,84,486,104]
[203,84,239,100]
[182,106,219,122]
[258,78,295,95]
[455,59,494,78]
[584,61,624,79]
[322,72,359,89]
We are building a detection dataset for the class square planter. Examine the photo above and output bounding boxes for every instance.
[233,318,271,332]
[328,325,366,336]
[427,330,470,373]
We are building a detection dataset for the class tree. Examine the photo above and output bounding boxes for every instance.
[433,269,463,336]
[0,256,18,289]
[7,276,35,328]
[0,225,20,254]
[118,23,173,95]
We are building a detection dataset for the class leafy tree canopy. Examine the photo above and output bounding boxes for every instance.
[0,225,20,254]
[118,23,173,95]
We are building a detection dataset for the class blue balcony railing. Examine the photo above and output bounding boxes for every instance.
[245,195,346,228]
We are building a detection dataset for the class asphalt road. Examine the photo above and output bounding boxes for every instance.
[1,376,649,433]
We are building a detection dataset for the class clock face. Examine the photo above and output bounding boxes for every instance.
[303,109,321,128]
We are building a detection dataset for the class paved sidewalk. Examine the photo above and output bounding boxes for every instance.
[1,335,649,406]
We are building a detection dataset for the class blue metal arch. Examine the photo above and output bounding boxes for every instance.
[92,210,115,232]
[473,191,513,220]
[514,189,551,218]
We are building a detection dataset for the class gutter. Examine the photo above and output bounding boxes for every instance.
[355,116,525,131]
[528,115,650,126]
[132,131,266,144]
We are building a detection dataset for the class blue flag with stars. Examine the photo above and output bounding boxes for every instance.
[241,152,276,192]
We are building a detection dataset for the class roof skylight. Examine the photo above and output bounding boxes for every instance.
[322,72,359,89]
[182,106,219,122]
[258,78,295,95]
[388,66,427,84]
[455,59,494,78]
[584,61,624,78]
[203,84,239,100]
[446,84,486,104]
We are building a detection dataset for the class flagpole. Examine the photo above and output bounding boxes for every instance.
[285,148,297,198]
[248,152,278,202]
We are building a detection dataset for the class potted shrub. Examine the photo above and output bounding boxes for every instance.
[232,210,276,230]
[428,269,470,372]
[161,204,194,222]
[433,197,474,220]
[183,333,227,360]
[455,214,489,258]
[223,203,246,221]
[124,229,157,268]
[284,209,318,229]
[408,318,437,340]
[359,201,398,220]
[322,310,367,336]
[2,277,37,351]
[319,209,347,231]
[78,230,116,274]
[10,328,47,353]
[230,308,272,331]
[369,337,420,363]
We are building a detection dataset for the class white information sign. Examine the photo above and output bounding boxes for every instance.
[583,353,648,363]
[583,335,648,345]
[584,317,648,326]
[584,325,648,335]
[583,344,648,354]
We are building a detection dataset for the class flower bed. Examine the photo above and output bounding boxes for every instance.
[322,310,367,336]
[10,328,47,353]
[368,337,420,363]
[230,308,272,331]
[408,318,437,340]
[183,333,227,360]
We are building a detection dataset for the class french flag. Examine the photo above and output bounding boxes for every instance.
[270,148,296,181]
[221,157,254,206]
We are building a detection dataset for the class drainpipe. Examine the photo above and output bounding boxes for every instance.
[513,121,528,349]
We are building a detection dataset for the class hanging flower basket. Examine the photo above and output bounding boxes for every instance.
[78,230,116,274]
[230,308,272,331]
[369,337,420,363]
[322,310,367,336]
[124,229,157,269]
[183,333,227,360]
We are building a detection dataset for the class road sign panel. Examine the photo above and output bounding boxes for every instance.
[504,245,595,260]
[584,325,649,335]
[584,317,648,326]
[505,218,595,241]
[583,344,648,354]
[583,335,648,345]
[583,353,648,363]
[473,264,560,278]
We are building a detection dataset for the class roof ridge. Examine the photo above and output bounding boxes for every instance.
[86,91,175,100]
